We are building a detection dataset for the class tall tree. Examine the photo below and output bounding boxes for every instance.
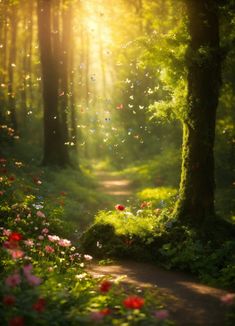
[8,3,18,131]
[174,0,222,228]
[37,0,69,166]
[60,1,72,143]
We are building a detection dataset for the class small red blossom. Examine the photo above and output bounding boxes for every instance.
[0,168,8,174]
[0,190,5,196]
[99,308,111,316]
[115,204,125,211]
[123,295,145,309]
[155,310,169,320]
[5,273,21,287]
[3,295,16,306]
[0,158,7,164]
[8,316,24,326]
[33,298,46,312]
[8,232,22,242]
[8,176,15,182]
[99,280,112,293]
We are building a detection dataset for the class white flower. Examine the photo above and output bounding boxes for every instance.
[84,254,93,261]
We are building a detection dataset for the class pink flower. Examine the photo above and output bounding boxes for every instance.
[41,228,49,234]
[90,311,104,322]
[25,273,42,286]
[24,239,34,247]
[84,254,93,261]
[155,310,169,320]
[45,245,54,253]
[36,211,45,218]
[48,235,60,242]
[23,264,33,275]
[5,273,21,287]
[3,229,11,236]
[38,235,44,240]
[9,249,25,259]
[58,239,71,247]
[221,293,235,305]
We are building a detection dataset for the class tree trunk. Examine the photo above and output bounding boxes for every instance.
[8,4,18,131]
[174,0,222,227]
[37,0,69,167]
[60,1,71,143]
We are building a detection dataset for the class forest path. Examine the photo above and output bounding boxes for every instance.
[88,260,227,326]
[94,169,136,206]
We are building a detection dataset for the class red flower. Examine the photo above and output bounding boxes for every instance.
[8,232,22,242]
[8,316,24,326]
[3,295,16,306]
[123,295,145,309]
[0,158,7,164]
[115,204,125,211]
[32,298,46,312]
[8,176,15,182]
[99,280,112,293]
[100,308,111,316]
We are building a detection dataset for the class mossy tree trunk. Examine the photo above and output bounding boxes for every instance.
[174,0,222,227]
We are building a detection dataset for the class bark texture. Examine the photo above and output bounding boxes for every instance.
[37,0,69,166]
[175,0,222,227]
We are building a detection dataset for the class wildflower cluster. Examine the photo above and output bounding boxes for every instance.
[0,156,172,325]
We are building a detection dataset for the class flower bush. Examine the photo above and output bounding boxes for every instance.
[0,155,172,325]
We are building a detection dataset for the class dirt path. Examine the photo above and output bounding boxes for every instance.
[94,170,135,204]
[88,260,227,326]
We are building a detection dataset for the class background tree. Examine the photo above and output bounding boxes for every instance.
[37,0,69,166]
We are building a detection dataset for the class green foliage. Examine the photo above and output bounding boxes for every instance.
[137,187,177,208]
[121,148,181,188]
